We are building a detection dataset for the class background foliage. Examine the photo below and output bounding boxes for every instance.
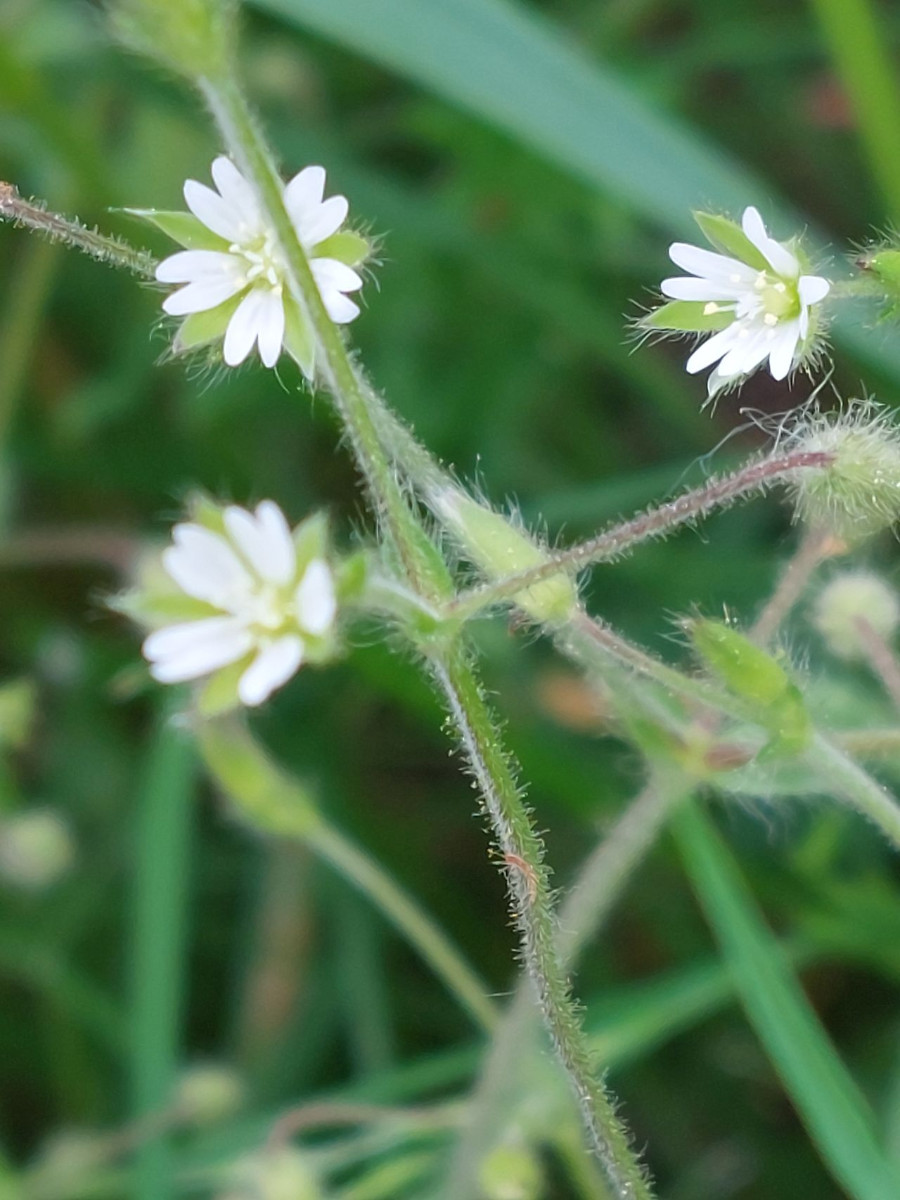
[3,0,900,1196]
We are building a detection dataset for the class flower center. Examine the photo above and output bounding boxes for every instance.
[753,271,800,325]
[230,231,284,293]
[244,584,290,633]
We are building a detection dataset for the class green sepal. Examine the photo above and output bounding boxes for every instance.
[283,300,316,379]
[314,230,370,267]
[292,512,330,571]
[175,293,243,353]
[184,491,229,536]
[196,658,250,718]
[124,209,228,252]
[692,210,768,270]
[758,685,813,759]
[335,550,368,604]
[643,300,734,334]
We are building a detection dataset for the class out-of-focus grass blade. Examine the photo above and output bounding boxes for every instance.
[252,0,900,378]
[674,801,900,1200]
[130,701,196,1200]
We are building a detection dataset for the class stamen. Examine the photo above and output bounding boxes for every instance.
[763,313,778,327]
[703,302,721,315]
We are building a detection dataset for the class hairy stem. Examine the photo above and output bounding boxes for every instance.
[0,183,156,277]
[855,617,900,712]
[751,527,842,645]
[432,643,652,1200]
[446,450,834,620]
[446,775,685,1199]
[807,734,900,851]
[199,76,445,599]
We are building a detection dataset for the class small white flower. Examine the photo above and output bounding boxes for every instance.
[142,501,337,707]
[659,206,830,396]
[153,157,365,372]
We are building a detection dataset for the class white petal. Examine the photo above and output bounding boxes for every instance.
[767,320,801,380]
[255,289,286,368]
[184,180,244,242]
[660,276,744,302]
[223,289,267,367]
[155,249,239,284]
[320,291,360,324]
[301,195,349,247]
[144,615,247,660]
[238,636,304,706]
[163,525,254,605]
[668,242,757,283]
[716,326,772,378]
[684,324,741,374]
[741,207,798,278]
[798,274,830,306]
[210,156,264,235]
[145,620,254,682]
[310,258,363,293]
[295,559,336,635]
[284,165,326,230]
[162,277,244,316]
[224,500,296,586]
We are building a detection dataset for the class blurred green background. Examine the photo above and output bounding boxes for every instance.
[4,0,900,1196]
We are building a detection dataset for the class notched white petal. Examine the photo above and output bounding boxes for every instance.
[238,636,305,706]
[295,559,337,635]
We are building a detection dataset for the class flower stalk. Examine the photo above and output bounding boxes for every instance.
[446,449,834,622]
[197,75,447,601]
[0,183,156,277]
[432,644,653,1200]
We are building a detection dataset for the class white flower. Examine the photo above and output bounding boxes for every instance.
[154,157,365,371]
[142,501,337,707]
[659,206,830,396]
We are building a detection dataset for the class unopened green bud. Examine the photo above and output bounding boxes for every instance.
[434,489,578,624]
[0,810,74,890]
[689,619,810,755]
[856,246,900,319]
[174,1063,243,1126]
[479,1140,544,1200]
[784,400,900,542]
[109,0,236,80]
[813,571,900,660]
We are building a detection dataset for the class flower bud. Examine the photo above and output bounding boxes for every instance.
[813,571,900,660]
[109,0,236,80]
[784,400,900,542]
[0,810,74,891]
[433,488,578,624]
[174,1062,243,1126]
[856,245,900,320]
[688,619,810,755]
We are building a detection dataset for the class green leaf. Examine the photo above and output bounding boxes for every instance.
[315,229,370,266]
[125,209,228,252]
[174,293,243,352]
[674,802,900,1200]
[283,300,316,378]
[692,211,769,270]
[642,300,734,334]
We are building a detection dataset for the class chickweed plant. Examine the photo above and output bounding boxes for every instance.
[9,1,900,1197]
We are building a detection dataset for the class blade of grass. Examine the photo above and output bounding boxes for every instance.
[130,700,196,1200]
[807,0,900,225]
[673,800,900,1200]
[253,0,900,379]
